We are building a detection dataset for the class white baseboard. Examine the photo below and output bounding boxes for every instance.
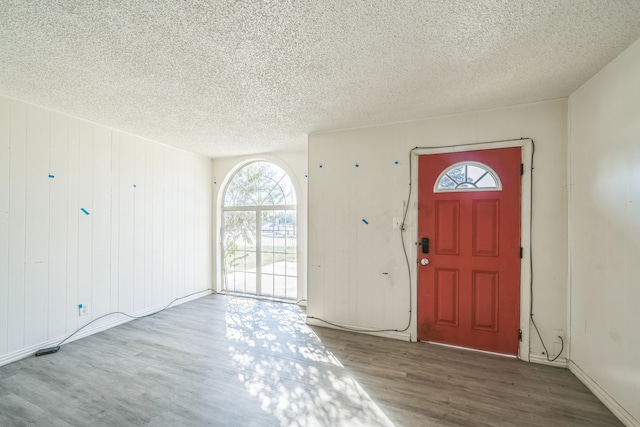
[569,361,639,427]
[529,353,569,368]
[305,317,412,341]
[0,289,212,367]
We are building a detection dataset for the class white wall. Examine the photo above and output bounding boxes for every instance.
[308,99,568,359]
[211,151,308,301]
[568,38,640,425]
[0,96,213,365]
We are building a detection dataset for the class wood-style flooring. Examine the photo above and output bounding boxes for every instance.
[0,294,622,426]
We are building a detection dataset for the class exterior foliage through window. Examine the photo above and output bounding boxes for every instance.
[435,161,502,192]
[222,161,297,300]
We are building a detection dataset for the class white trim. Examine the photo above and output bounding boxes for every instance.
[0,290,212,367]
[529,353,568,368]
[305,317,412,341]
[410,139,533,360]
[567,100,575,366]
[569,361,639,427]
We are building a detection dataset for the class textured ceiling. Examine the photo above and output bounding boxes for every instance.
[1,1,640,158]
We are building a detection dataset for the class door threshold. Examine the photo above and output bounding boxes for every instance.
[421,340,518,359]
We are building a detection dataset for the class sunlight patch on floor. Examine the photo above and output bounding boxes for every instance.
[224,297,395,427]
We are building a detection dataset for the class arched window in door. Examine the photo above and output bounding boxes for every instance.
[434,161,502,192]
[221,161,297,300]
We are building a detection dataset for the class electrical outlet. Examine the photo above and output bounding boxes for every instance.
[393,217,403,229]
[78,304,89,317]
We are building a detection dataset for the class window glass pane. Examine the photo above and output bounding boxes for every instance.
[447,166,465,184]
[437,175,456,189]
[222,161,297,300]
[466,165,487,183]
[222,211,256,293]
[435,161,501,192]
[476,174,497,188]
[224,162,296,206]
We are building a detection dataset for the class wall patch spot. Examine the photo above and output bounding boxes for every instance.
[48,174,55,179]
[362,219,369,224]
[80,208,90,215]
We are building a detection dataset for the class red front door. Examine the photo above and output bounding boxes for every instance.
[417,148,521,355]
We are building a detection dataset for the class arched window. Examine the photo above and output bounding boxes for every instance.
[221,162,297,300]
[434,161,502,192]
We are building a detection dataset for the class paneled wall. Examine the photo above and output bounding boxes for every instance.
[568,37,640,425]
[308,99,568,359]
[0,96,213,364]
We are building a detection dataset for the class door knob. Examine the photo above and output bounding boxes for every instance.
[420,258,429,266]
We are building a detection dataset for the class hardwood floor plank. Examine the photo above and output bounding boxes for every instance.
[0,295,622,426]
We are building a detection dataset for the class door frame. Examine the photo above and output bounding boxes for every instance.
[410,139,533,360]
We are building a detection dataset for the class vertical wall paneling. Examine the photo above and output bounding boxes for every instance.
[118,134,135,314]
[23,106,50,346]
[7,101,27,352]
[77,121,93,326]
[185,154,196,294]
[110,133,120,311]
[0,95,214,364]
[91,126,111,318]
[163,151,176,302]
[151,145,164,306]
[133,138,146,312]
[48,112,69,339]
[203,159,214,288]
[193,159,202,290]
[0,98,10,355]
[144,141,153,306]
[65,117,80,334]
[194,158,211,290]
[176,154,186,297]
[354,150,374,326]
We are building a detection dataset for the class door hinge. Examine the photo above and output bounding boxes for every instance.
[519,329,522,341]
[520,247,523,259]
[520,163,524,176]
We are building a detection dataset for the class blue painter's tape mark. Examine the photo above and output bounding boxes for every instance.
[48,174,55,179]
[362,219,369,225]
[81,208,90,215]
